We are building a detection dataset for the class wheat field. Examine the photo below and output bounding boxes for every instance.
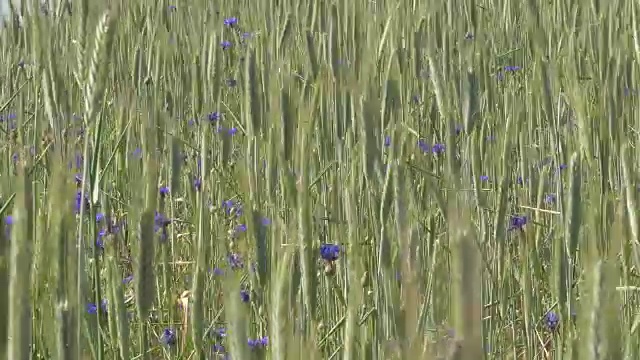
[0,0,638,359]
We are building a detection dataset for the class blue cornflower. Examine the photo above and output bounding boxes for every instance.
[260,217,271,226]
[221,41,232,50]
[509,215,527,231]
[235,224,247,233]
[75,154,83,169]
[87,303,98,314]
[228,127,238,135]
[86,299,108,314]
[222,200,243,217]
[107,218,122,235]
[211,267,224,276]
[224,17,238,27]
[160,328,177,346]
[432,143,445,155]
[544,193,556,204]
[240,289,251,303]
[248,336,269,350]
[545,311,559,331]
[212,343,226,354]
[384,136,391,147]
[96,229,107,249]
[320,243,340,262]
[213,328,227,338]
[96,213,105,223]
[208,112,222,122]
[228,253,244,269]
[123,275,134,284]
[154,212,171,229]
[417,140,430,153]
[4,215,13,238]
[222,200,234,210]
[159,186,170,198]
[480,175,489,182]
[154,212,171,240]
[74,191,90,214]
[194,178,202,191]
[504,65,521,72]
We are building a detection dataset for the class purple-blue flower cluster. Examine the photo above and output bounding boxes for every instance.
[248,336,269,350]
[320,243,340,262]
[154,212,171,241]
[160,328,177,346]
[545,311,559,331]
[417,140,446,155]
[509,215,527,231]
